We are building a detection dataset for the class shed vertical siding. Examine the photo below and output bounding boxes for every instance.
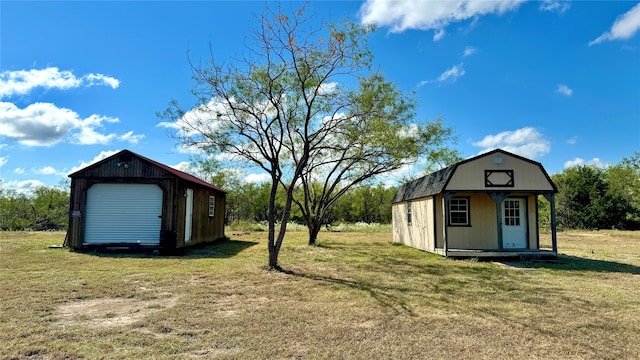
[392,203,407,246]
[392,197,435,252]
[434,194,444,249]
[67,150,226,250]
[174,183,226,248]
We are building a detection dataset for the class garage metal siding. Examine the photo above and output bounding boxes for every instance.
[85,183,163,244]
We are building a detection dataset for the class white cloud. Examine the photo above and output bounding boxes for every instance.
[0,67,119,98]
[2,179,46,194]
[0,102,78,146]
[35,166,66,176]
[417,63,466,87]
[0,102,141,146]
[318,82,339,95]
[72,114,120,145]
[83,73,120,89]
[69,150,119,174]
[463,46,477,57]
[378,159,420,184]
[539,0,570,14]
[473,127,551,159]
[564,157,607,169]
[589,3,640,46]
[359,0,525,35]
[556,84,573,97]
[171,161,192,172]
[215,151,246,163]
[14,167,25,174]
[0,156,7,168]
[433,28,445,41]
[157,98,226,139]
[438,63,465,82]
[245,173,270,184]
[119,131,145,144]
[566,136,578,145]
[36,166,58,175]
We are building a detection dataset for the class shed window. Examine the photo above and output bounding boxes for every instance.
[504,200,521,226]
[407,202,412,226]
[208,196,215,217]
[448,198,469,226]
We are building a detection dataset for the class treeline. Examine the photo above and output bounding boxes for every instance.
[546,152,640,230]
[208,171,396,226]
[0,184,70,231]
[2,153,638,232]
[0,178,395,232]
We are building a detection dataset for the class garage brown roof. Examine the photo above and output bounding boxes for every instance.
[69,149,226,193]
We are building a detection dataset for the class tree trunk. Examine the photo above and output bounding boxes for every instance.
[307,217,322,246]
[268,246,279,269]
[267,178,279,270]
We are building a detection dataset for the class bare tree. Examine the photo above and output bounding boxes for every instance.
[160,3,457,266]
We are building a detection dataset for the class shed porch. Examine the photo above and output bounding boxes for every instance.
[435,248,557,259]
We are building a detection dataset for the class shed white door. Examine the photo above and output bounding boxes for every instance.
[85,183,163,245]
[184,188,194,243]
[502,198,527,249]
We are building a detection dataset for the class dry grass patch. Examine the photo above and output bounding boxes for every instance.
[1,230,639,359]
[55,293,178,328]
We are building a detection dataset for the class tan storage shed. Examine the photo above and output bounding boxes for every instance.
[392,149,558,258]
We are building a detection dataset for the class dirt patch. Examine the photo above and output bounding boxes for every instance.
[55,294,178,328]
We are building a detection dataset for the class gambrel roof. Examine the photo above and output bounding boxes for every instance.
[392,165,456,203]
[392,148,557,203]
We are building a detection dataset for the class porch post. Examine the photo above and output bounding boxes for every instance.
[489,192,510,249]
[442,192,456,257]
[543,193,558,254]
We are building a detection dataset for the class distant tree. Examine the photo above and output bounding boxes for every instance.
[537,196,551,230]
[553,165,633,230]
[605,152,640,229]
[323,184,397,226]
[0,187,32,231]
[31,185,69,231]
[0,182,69,231]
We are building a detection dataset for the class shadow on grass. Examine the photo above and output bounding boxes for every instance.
[82,239,258,259]
[180,239,259,259]
[502,254,640,275]
[283,268,416,315]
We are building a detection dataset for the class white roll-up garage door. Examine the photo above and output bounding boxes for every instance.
[84,183,163,245]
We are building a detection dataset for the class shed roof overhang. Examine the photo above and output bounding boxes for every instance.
[68,149,227,193]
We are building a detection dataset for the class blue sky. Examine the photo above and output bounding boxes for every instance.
[1,0,639,193]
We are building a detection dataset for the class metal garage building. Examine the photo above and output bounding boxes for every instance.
[66,150,226,251]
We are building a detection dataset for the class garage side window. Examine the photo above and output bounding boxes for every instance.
[407,202,412,226]
[208,195,215,217]
[448,198,470,226]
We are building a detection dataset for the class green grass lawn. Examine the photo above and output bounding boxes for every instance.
[1,230,639,359]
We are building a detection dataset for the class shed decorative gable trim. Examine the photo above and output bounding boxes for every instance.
[392,149,557,204]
